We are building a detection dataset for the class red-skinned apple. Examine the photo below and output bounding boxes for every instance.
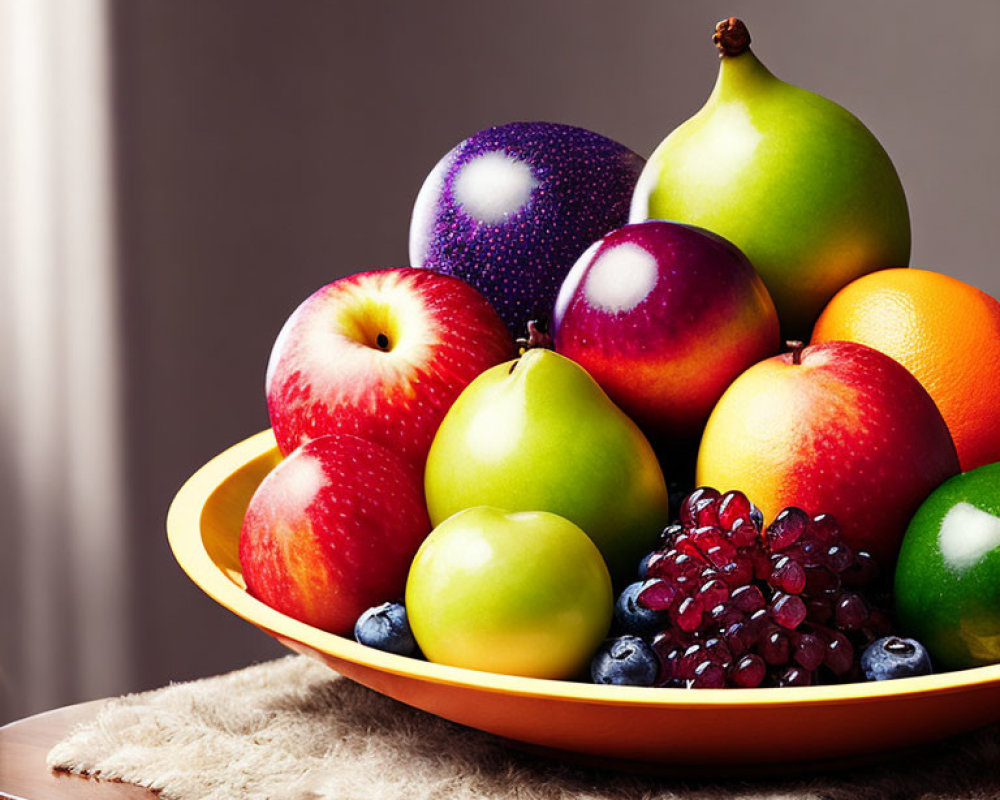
[239,433,431,634]
[696,341,961,565]
[266,268,513,465]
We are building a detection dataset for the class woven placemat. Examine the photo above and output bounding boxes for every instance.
[47,655,1000,800]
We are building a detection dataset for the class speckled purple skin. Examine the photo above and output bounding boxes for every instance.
[409,122,644,336]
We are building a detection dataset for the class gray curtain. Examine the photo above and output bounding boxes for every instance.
[0,0,130,722]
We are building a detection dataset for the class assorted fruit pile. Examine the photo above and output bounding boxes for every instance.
[237,18,1000,690]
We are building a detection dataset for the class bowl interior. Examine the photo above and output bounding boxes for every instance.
[167,429,1000,767]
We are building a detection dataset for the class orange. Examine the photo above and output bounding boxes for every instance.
[812,268,1000,471]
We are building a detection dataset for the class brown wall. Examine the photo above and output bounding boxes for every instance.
[109,0,998,697]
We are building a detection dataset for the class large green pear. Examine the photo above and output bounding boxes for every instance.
[424,349,669,582]
[630,18,911,336]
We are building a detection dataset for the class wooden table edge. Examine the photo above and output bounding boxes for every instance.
[0,700,159,799]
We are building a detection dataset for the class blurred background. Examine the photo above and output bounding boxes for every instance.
[1,0,998,723]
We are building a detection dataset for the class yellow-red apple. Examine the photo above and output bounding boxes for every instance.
[697,341,960,565]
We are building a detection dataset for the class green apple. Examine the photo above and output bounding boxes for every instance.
[895,462,1000,669]
[405,506,613,679]
[629,18,910,337]
[424,348,670,583]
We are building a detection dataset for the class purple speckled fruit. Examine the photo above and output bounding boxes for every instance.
[553,221,779,441]
[409,122,644,335]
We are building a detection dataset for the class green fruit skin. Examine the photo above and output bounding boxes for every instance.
[405,506,613,679]
[424,349,670,584]
[630,49,911,336]
[895,462,1000,669]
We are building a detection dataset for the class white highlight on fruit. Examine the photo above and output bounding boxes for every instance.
[409,153,451,265]
[554,240,600,324]
[628,166,655,222]
[279,452,328,511]
[939,502,1000,571]
[583,242,659,313]
[628,103,763,223]
[695,103,765,177]
[457,537,495,571]
[452,151,537,224]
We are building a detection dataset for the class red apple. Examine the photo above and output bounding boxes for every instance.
[696,341,961,565]
[266,268,513,464]
[552,221,779,441]
[239,434,431,634]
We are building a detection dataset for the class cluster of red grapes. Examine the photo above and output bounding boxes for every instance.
[632,488,890,688]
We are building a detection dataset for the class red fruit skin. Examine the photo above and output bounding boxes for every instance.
[552,222,779,439]
[697,341,961,566]
[266,268,513,465]
[238,434,431,635]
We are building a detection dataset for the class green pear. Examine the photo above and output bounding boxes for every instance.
[630,17,911,336]
[424,349,670,583]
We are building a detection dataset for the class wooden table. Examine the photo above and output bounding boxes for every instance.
[0,701,156,800]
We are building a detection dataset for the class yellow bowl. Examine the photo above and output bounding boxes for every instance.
[168,430,1000,771]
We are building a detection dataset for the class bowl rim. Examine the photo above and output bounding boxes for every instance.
[167,428,1000,709]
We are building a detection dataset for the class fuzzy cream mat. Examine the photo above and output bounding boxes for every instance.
[48,655,1000,800]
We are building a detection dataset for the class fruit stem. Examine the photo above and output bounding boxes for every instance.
[515,320,554,356]
[713,17,751,58]
[510,320,554,373]
[786,340,805,365]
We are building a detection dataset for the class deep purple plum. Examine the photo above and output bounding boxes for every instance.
[553,221,779,441]
[409,122,644,335]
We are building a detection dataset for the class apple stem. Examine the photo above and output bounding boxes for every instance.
[786,340,805,365]
[713,17,751,58]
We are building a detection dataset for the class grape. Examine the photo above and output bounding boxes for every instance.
[603,488,891,689]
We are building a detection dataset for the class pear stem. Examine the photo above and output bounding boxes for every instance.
[713,17,751,58]
[515,319,554,356]
[786,340,805,365]
[510,319,554,373]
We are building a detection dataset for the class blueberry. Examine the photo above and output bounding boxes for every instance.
[591,636,659,686]
[354,602,418,656]
[860,636,933,681]
[615,580,671,635]
[638,552,657,580]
